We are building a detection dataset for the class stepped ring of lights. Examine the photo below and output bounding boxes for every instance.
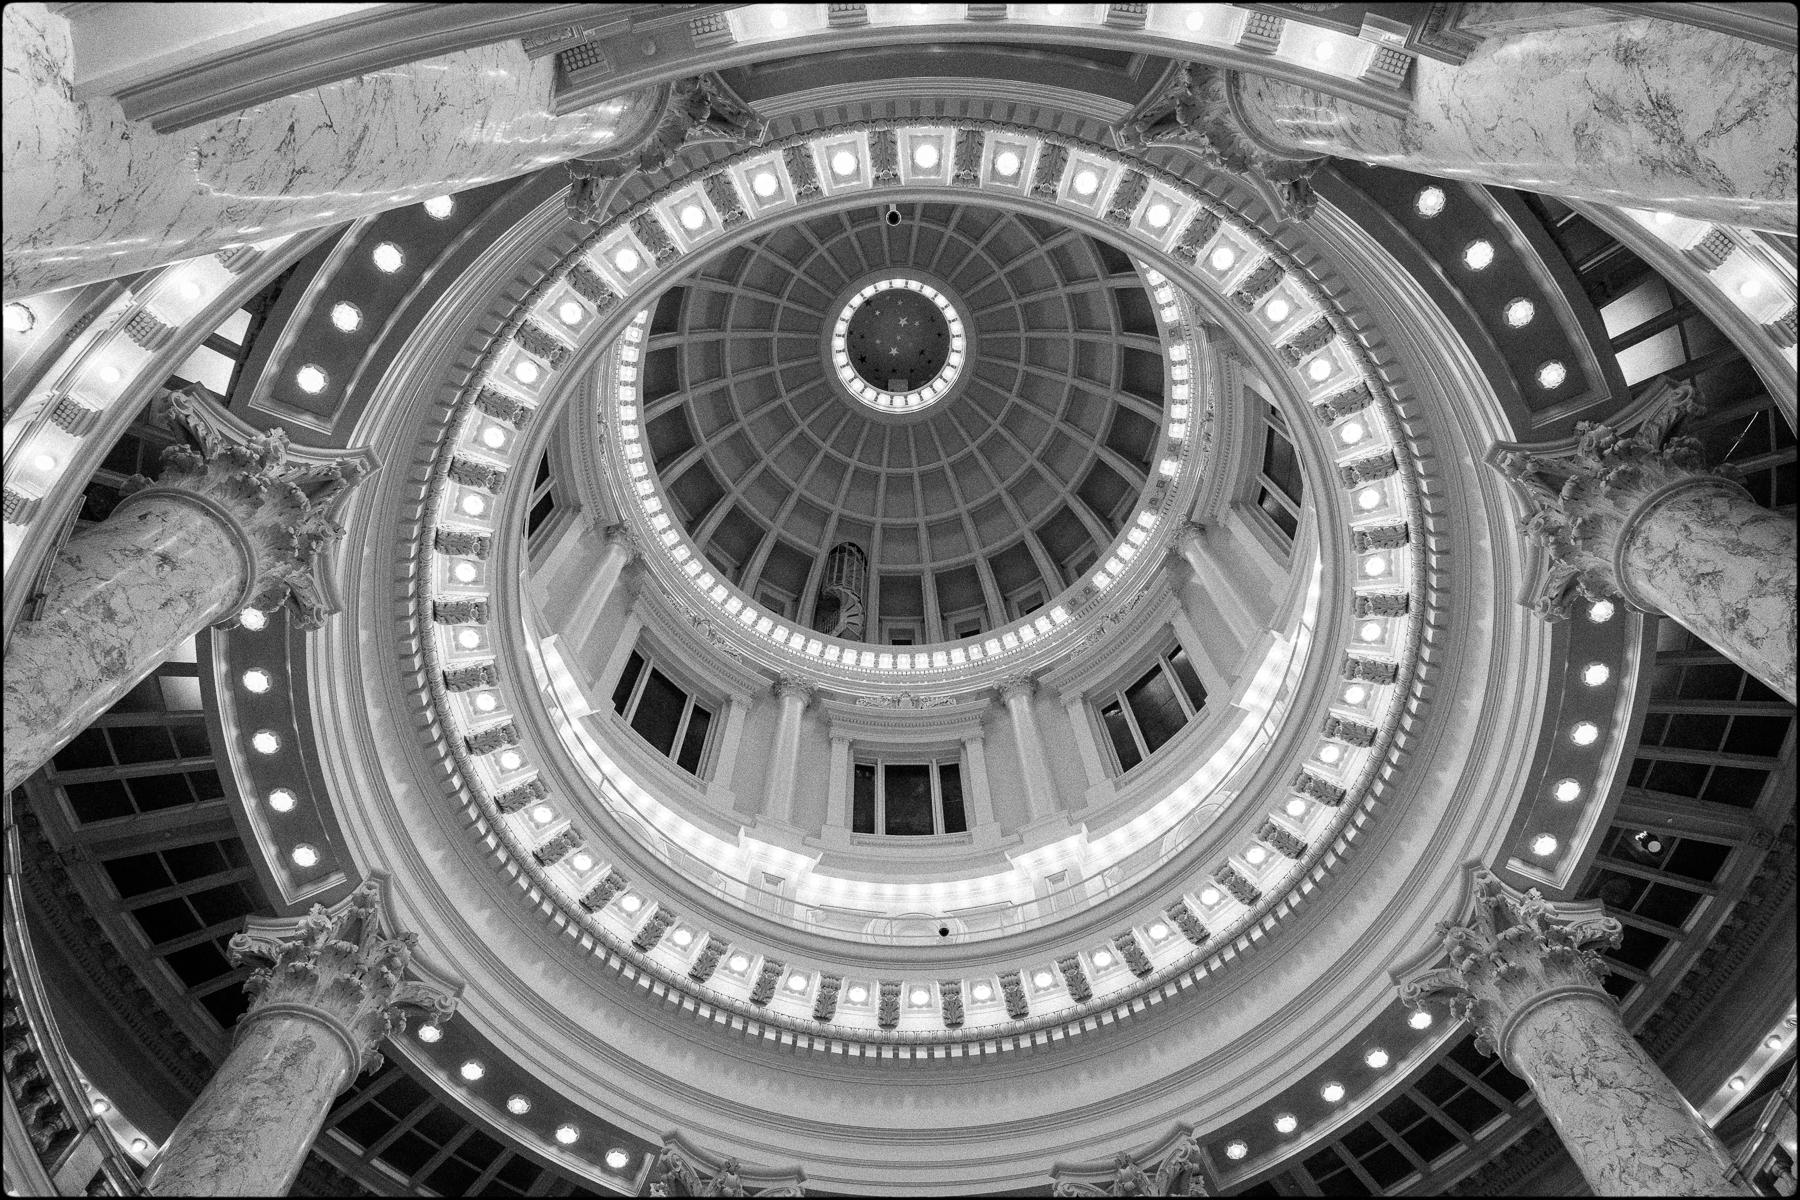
[830,276,966,412]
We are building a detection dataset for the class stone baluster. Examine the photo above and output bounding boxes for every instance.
[1496,377,1795,704]
[761,675,814,827]
[1000,674,1058,827]
[143,879,458,1197]
[1399,869,1750,1197]
[3,386,371,791]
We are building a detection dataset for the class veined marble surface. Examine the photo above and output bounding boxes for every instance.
[1,494,243,792]
[1510,991,1751,1196]
[1235,16,1796,232]
[2,3,660,298]
[1622,481,1797,705]
[142,1015,351,1197]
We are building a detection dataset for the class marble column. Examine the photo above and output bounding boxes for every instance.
[1497,377,1796,704]
[565,522,639,655]
[960,730,999,837]
[1223,17,1795,232]
[824,733,852,831]
[2,385,368,792]
[3,3,672,298]
[1400,869,1750,1197]
[761,675,813,826]
[143,879,457,1197]
[1000,674,1058,827]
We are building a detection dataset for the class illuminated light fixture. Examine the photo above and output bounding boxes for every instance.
[752,170,779,198]
[291,843,319,867]
[972,982,994,1001]
[1145,201,1172,229]
[769,7,791,28]
[1414,187,1446,217]
[252,730,281,755]
[474,692,498,712]
[788,974,810,993]
[508,1095,531,1115]
[1363,555,1388,577]
[557,300,584,326]
[1364,1047,1389,1069]
[1728,1076,1747,1092]
[1581,662,1611,686]
[1410,1009,1434,1030]
[1093,949,1114,968]
[1462,240,1495,270]
[424,195,455,219]
[620,893,645,914]
[1264,297,1291,322]
[269,788,297,813]
[1357,487,1382,511]
[1536,360,1567,389]
[1504,298,1536,327]
[914,142,940,170]
[909,986,930,1004]
[295,364,328,394]
[570,852,593,872]
[1225,1141,1248,1161]
[242,669,272,694]
[1530,833,1559,857]
[1339,419,1365,445]
[372,242,404,272]
[606,1149,632,1170]
[847,985,869,1003]
[1318,745,1342,764]
[179,278,206,301]
[131,1139,149,1154]
[2,302,36,333]
[679,204,706,231]
[1245,845,1269,865]
[1738,277,1763,299]
[1652,210,1676,226]
[673,928,693,947]
[92,1098,111,1115]
[1313,40,1335,61]
[831,150,858,177]
[98,364,124,384]
[1274,1114,1298,1134]
[1147,922,1170,941]
[1072,168,1100,196]
[30,452,57,472]
[460,1060,485,1082]
[498,750,523,770]
[531,804,554,824]
[993,149,1022,177]
[728,953,750,972]
[1553,778,1582,803]
[481,425,507,450]
[1307,357,1333,382]
[1359,620,1383,642]
[513,358,541,384]
[1343,684,1368,704]
[1767,1034,1785,1049]
[417,1023,442,1042]
[1571,721,1600,746]
[452,561,478,583]
[460,494,486,516]
[613,247,641,272]
[1032,970,1054,988]
[1321,1082,1345,1103]
[555,1125,580,1145]
[1286,798,1308,818]
[1198,887,1221,906]
[1587,599,1616,623]
[1209,245,1236,271]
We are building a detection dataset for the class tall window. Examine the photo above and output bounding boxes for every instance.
[1254,403,1304,543]
[610,649,714,776]
[526,452,556,539]
[852,759,967,836]
[1096,644,1208,773]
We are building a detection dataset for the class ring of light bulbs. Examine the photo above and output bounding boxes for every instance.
[830,276,966,412]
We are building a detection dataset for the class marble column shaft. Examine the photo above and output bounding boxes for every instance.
[762,678,811,825]
[1402,869,1750,1197]
[565,525,637,655]
[1001,678,1057,825]
[1230,18,1795,232]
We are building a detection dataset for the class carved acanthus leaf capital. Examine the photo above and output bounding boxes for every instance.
[998,672,1039,702]
[228,879,458,1077]
[772,674,816,706]
[121,384,372,628]
[1397,869,1621,1059]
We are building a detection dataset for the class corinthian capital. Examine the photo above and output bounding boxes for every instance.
[998,672,1038,702]
[1495,376,1736,620]
[1114,63,1324,221]
[773,674,815,705]
[1397,868,1620,1062]
[120,384,375,628]
[228,878,459,1079]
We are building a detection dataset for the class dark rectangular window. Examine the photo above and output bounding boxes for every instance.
[630,669,685,755]
[850,757,969,836]
[612,651,646,713]
[853,763,877,834]
[884,764,934,835]
[938,763,967,834]
[1125,666,1185,754]
[1169,647,1207,711]
[1100,701,1142,772]
[1256,402,1305,545]
[676,704,713,774]
[611,645,715,778]
[1095,640,1209,774]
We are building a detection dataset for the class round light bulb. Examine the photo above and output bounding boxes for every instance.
[1145,202,1172,229]
[847,985,868,1003]
[1537,360,1567,389]
[1033,970,1054,988]
[179,279,206,301]
[789,974,810,992]
[460,1060,485,1082]
[1148,921,1170,940]
[1581,662,1611,686]
[2,302,36,333]
[474,692,498,712]
[238,608,268,631]
[424,195,454,219]
[914,143,940,170]
[1409,1009,1434,1030]
[1767,1034,1785,1049]
[1321,1082,1345,1102]
[1553,778,1582,803]
[1286,798,1308,818]
[972,983,993,1001]
[330,302,362,332]
[513,359,541,384]
[28,452,55,474]
[1728,1076,1747,1092]
[531,804,554,823]
[98,364,124,384]
[295,365,327,394]
[1093,950,1114,968]
[570,852,593,872]
[1209,246,1236,271]
[372,242,404,273]
[1363,555,1388,577]
[481,425,507,449]
[508,1095,531,1114]
[1198,887,1221,906]
[417,1023,441,1042]
[728,953,750,971]
[1738,277,1763,299]
[1264,297,1291,322]
[1313,40,1335,61]
[679,204,706,231]
[1463,240,1495,270]
[1073,169,1100,196]
[613,247,641,272]
[1274,1113,1298,1134]
[556,1124,580,1145]
[452,561,478,583]
[831,150,858,177]
[252,730,281,755]
[1357,486,1382,511]
[269,788,297,813]
[673,928,693,946]
[461,493,486,516]
[1343,684,1368,704]
[131,1138,149,1154]
[1308,357,1333,382]
[910,987,930,1004]
[993,150,1021,177]
[242,669,272,693]
[752,171,779,198]
[92,1098,111,1114]
[1571,721,1600,746]
[769,8,790,28]
[291,843,319,867]
[1587,599,1616,623]
[1318,744,1342,764]
[1245,845,1269,865]
[1415,187,1446,217]
[1225,1140,1248,1160]
[1365,1048,1389,1069]
[606,1149,631,1170]
[1359,620,1384,642]
[1531,833,1558,856]
[1504,298,1536,328]
[1339,419,1365,444]
[498,750,522,770]
[557,300,584,326]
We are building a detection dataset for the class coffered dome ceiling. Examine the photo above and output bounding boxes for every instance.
[643,202,1166,637]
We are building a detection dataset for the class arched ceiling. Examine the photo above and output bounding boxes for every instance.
[643,201,1167,637]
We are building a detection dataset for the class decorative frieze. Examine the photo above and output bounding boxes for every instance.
[750,959,785,1007]
[472,385,528,426]
[448,456,507,492]
[1215,864,1262,907]
[869,127,899,184]
[1170,209,1222,264]
[464,722,518,756]
[827,3,868,27]
[442,664,497,692]
[1317,382,1376,424]
[687,935,728,983]
[1280,318,1335,363]
[1031,143,1070,200]
[631,906,677,952]
[1258,821,1308,860]
[1353,592,1409,617]
[630,213,677,266]
[566,263,620,312]
[532,828,583,867]
[1323,716,1378,746]
[433,597,490,625]
[433,528,492,559]
[1292,769,1346,807]
[877,980,901,1028]
[783,145,822,201]
[1688,227,1733,269]
[512,321,571,369]
[1339,449,1400,486]
[1113,931,1153,976]
[1104,170,1150,226]
[812,974,842,1023]
[48,395,96,434]
[1051,1133,1208,1196]
[1104,3,1148,28]
[688,12,731,48]
[940,980,965,1028]
[579,871,626,912]
[952,128,983,187]
[1057,955,1093,1003]
[1343,654,1399,684]
[702,173,748,229]
[124,309,174,350]
[999,970,1029,1019]
[1352,523,1411,552]
[1229,257,1286,311]
[491,777,547,814]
